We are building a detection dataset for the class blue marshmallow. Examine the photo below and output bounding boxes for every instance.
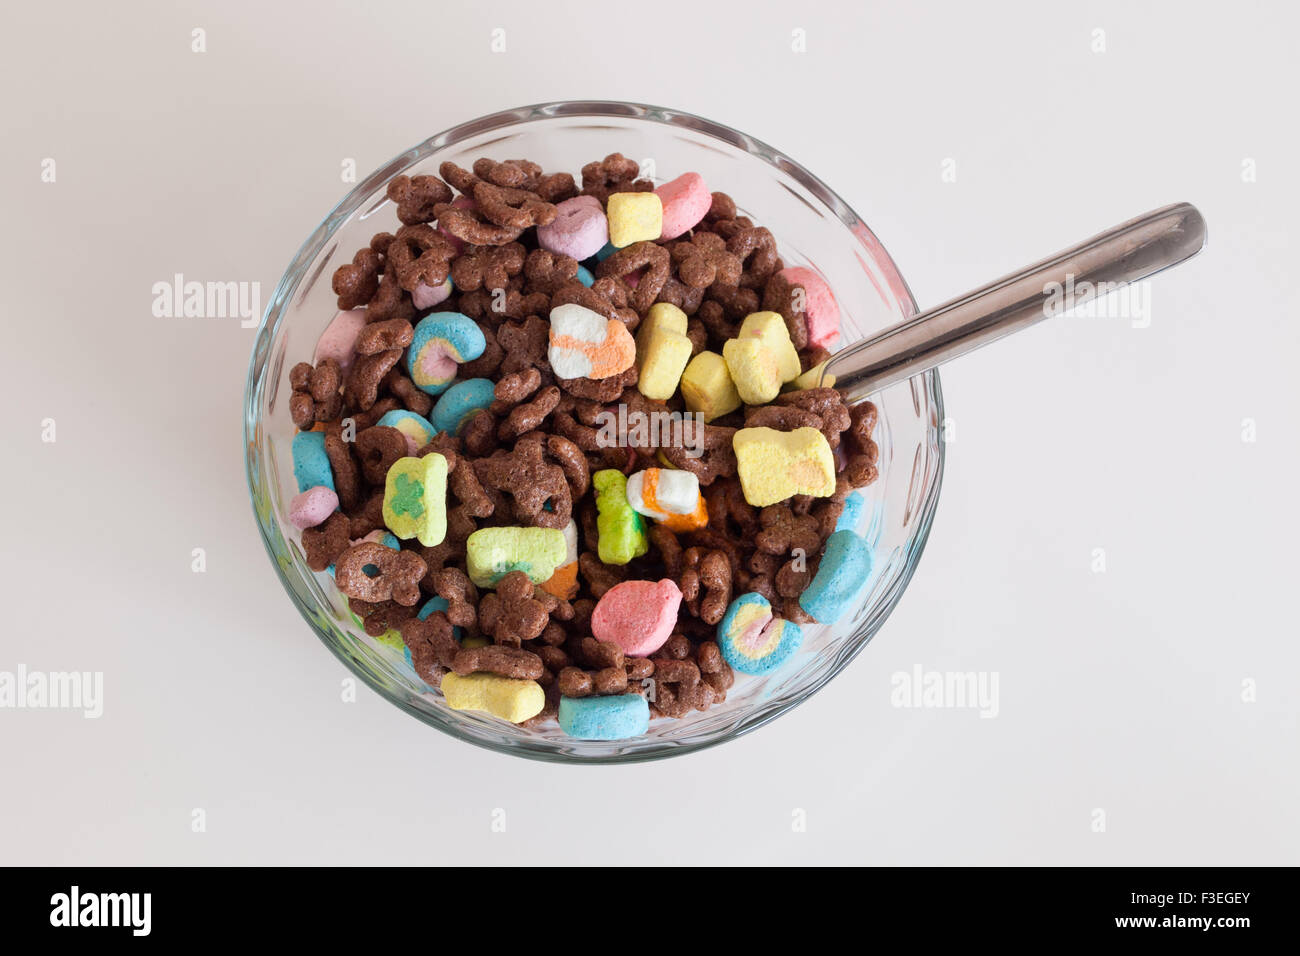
[432,378,496,436]
[558,693,650,740]
[575,264,595,287]
[291,431,334,493]
[835,491,867,532]
[799,530,873,624]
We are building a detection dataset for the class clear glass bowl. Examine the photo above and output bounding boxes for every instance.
[244,101,945,762]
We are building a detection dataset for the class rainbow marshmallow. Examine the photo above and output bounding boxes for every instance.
[407,312,485,395]
[717,592,804,675]
[375,409,437,457]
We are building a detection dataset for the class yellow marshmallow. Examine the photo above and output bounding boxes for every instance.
[737,311,801,383]
[733,426,837,506]
[723,337,782,405]
[680,350,742,421]
[607,192,663,248]
[441,672,544,724]
[636,303,693,400]
[791,360,836,390]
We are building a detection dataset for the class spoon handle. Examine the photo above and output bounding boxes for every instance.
[822,202,1207,401]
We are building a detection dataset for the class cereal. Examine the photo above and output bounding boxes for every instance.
[386,174,453,225]
[465,526,567,588]
[733,426,836,506]
[407,312,486,395]
[290,148,889,735]
[635,302,693,400]
[680,350,742,422]
[440,672,545,724]
[547,303,636,380]
[591,579,683,656]
[382,453,448,547]
[558,693,650,740]
[478,571,549,645]
[331,248,381,310]
[717,592,803,675]
[798,529,872,624]
[607,192,663,248]
[451,644,544,680]
[334,541,427,606]
[593,469,648,565]
[355,318,414,356]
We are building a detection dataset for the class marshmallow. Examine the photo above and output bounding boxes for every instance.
[593,469,649,565]
[792,360,835,391]
[680,350,741,422]
[407,312,486,395]
[382,453,448,547]
[655,172,711,241]
[722,337,782,405]
[539,519,580,600]
[737,311,800,382]
[559,693,651,740]
[466,526,568,589]
[289,485,339,530]
[635,302,693,400]
[291,431,334,493]
[606,192,662,248]
[591,578,683,656]
[537,194,609,261]
[441,672,545,724]
[432,378,495,436]
[376,409,437,456]
[626,468,707,533]
[733,426,836,506]
[548,303,636,380]
[799,529,873,624]
[313,309,367,374]
[778,266,840,349]
[411,277,454,310]
[717,592,803,675]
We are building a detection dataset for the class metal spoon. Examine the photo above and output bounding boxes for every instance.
[822,203,1207,401]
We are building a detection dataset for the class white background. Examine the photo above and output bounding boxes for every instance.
[2,0,1296,864]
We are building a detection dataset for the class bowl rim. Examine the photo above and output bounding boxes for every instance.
[244,99,945,764]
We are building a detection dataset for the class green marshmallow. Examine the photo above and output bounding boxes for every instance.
[466,526,567,589]
[593,469,649,566]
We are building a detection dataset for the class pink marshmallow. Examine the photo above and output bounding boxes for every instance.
[289,485,339,530]
[537,195,608,261]
[313,309,367,374]
[412,278,453,310]
[655,172,711,240]
[590,578,682,657]
[779,266,841,348]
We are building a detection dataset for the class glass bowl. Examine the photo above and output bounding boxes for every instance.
[244,101,944,762]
